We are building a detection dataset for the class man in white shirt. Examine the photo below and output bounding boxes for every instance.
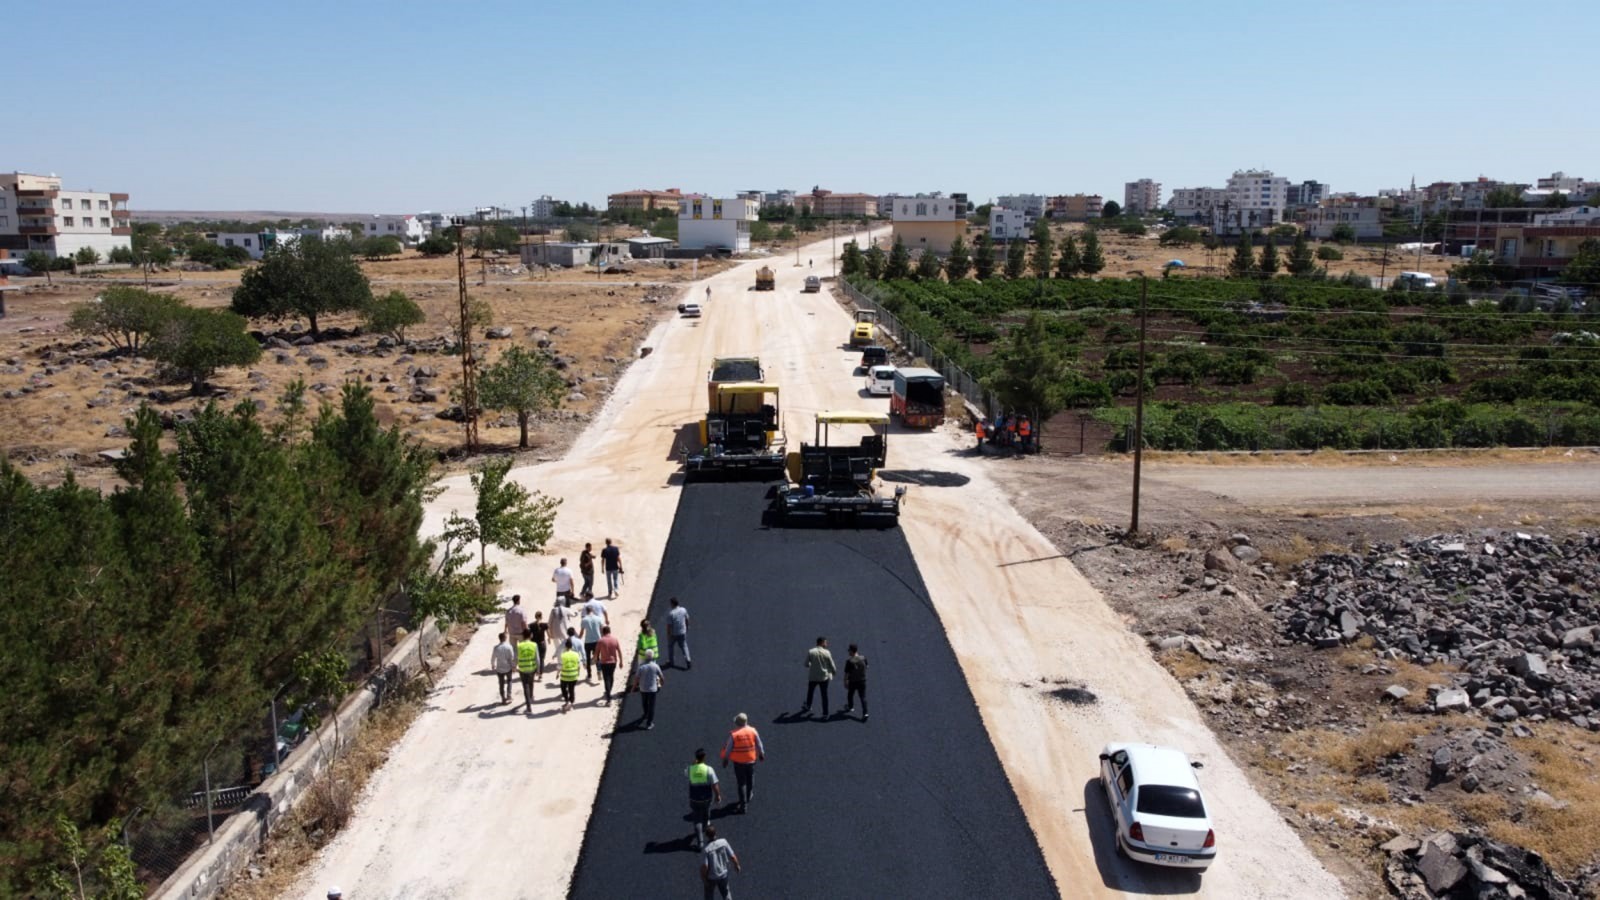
[551,558,577,607]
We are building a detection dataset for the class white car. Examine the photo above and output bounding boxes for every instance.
[680,303,702,318]
[1099,743,1216,871]
[865,364,896,396]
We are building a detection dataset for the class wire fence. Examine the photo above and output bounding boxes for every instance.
[124,601,416,891]
[841,279,999,418]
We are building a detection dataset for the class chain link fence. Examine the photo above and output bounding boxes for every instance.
[124,601,416,890]
[840,279,999,418]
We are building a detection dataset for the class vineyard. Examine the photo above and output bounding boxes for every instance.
[847,275,1600,451]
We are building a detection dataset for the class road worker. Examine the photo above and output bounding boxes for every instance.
[558,643,582,713]
[974,417,986,449]
[1018,415,1033,452]
[686,748,722,849]
[719,712,766,813]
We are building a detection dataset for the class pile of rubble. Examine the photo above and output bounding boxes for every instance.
[1382,831,1580,899]
[1277,532,1600,722]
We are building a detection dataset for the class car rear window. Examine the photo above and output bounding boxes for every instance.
[1136,785,1207,818]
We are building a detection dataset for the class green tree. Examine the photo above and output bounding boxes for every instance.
[364,289,426,343]
[1079,230,1105,276]
[1285,231,1316,276]
[988,311,1073,443]
[1056,234,1081,279]
[360,235,404,260]
[864,244,886,280]
[1317,245,1344,261]
[418,233,456,256]
[776,224,796,241]
[1030,221,1054,279]
[1004,238,1027,279]
[1258,235,1280,277]
[148,307,263,393]
[478,345,565,448]
[467,456,561,580]
[945,235,972,281]
[1118,219,1147,236]
[973,232,997,280]
[66,286,182,355]
[750,220,774,242]
[1484,186,1524,208]
[1544,191,1569,208]
[840,240,865,277]
[1101,200,1122,218]
[1454,249,1506,290]
[232,236,373,338]
[1159,225,1201,246]
[1330,222,1357,244]
[565,221,596,243]
[74,246,101,266]
[23,250,54,285]
[1559,238,1600,288]
[885,237,912,279]
[1228,232,1257,278]
[915,248,943,281]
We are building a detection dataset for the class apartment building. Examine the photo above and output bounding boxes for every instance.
[1536,172,1589,194]
[1047,193,1103,222]
[761,190,796,209]
[1168,187,1225,222]
[989,207,1028,241]
[363,215,427,245]
[996,194,1046,224]
[1217,169,1289,233]
[678,195,759,252]
[889,194,967,254]
[801,189,878,218]
[1122,180,1161,216]
[0,171,131,259]
[1304,204,1382,240]
[1489,210,1600,278]
[1285,180,1328,209]
[531,195,557,218]
[416,211,452,233]
[607,188,683,213]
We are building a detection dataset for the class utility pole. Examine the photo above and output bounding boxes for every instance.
[831,220,837,277]
[1130,274,1149,536]
[454,217,480,453]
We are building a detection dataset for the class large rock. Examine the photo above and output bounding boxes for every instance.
[1434,689,1471,713]
[1230,544,1262,564]
[1203,548,1239,573]
[1416,835,1467,894]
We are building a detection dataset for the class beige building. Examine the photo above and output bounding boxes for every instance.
[889,194,968,254]
[0,171,131,260]
[1123,179,1161,216]
[606,188,683,213]
[801,189,878,218]
[1048,193,1103,222]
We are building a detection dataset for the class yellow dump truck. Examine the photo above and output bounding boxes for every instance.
[755,266,775,291]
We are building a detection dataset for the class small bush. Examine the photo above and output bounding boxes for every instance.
[1316,246,1344,261]
[1273,382,1312,406]
[1323,379,1394,406]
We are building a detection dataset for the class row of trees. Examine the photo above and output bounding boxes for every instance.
[841,225,1109,284]
[69,287,262,392]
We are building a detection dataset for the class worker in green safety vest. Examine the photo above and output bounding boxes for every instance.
[686,748,722,849]
[515,630,540,713]
[558,645,582,713]
[637,619,659,660]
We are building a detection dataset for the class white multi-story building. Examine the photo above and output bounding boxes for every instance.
[762,190,796,209]
[0,171,131,260]
[363,215,426,246]
[995,194,1046,225]
[1533,205,1600,227]
[989,207,1028,241]
[1537,172,1586,193]
[531,195,556,218]
[678,195,759,252]
[1285,180,1328,209]
[1304,205,1383,240]
[1168,187,1225,222]
[1122,180,1161,216]
[1219,169,1289,231]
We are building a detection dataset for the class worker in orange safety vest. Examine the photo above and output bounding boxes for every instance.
[1018,415,1032,452]
[719,712,767,813]
[974,417,987,449]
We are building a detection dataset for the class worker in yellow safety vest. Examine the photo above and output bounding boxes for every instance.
[558,644,582,713]
[515,630,540,713]
[686,748,722,849]
[719,712,767,813]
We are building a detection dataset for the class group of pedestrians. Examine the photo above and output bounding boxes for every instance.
[801,636,869,720]
[975,412,1035,453]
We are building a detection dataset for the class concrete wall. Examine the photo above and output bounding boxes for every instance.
[151,620,443,900]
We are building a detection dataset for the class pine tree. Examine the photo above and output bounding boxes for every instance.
[915,248,943,281]
[1286,230,1317,276]
[1228,232,1257,279]
[885,237,912,279]
[1056,234,1082,279]
[1079,230,1105,276]
[1030,221,1054,279]
[973,232,997,280]
[840,240,865,277]
[945,235,972,281]
[864,244,886,280]
[1259,235,1280,277]
[1003,238,1027,279]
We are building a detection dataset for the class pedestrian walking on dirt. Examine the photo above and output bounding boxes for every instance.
[504,594,527,646]
[548,601,573,666]
[719,713,765,812]
[579,542,596,599]
[528,611,549,679]
[596,625,622,703]
[491,632,516,704]
[800,636,836,718]
[843,644,869,721]
[636,650,664,729]
[558,643,582,712]
[581,608,604,681]
[552,558,577,607]
[562,626,585,657]
[665,597,691,669]
[637,619,659,662]
[516,629,540,711]
[601,538,623,598]
[686,748,722,849]
[700,825,741,899]
[582,593,609,625]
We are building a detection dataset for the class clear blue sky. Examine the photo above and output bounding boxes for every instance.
[16,0,1599,213]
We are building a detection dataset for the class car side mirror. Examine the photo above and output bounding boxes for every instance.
[1098,753,1111,761]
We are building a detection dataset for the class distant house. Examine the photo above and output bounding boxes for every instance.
[521,241,630,268]
[607,189,683,213]
[989,207,1028,242]
[626,235,676,259]
[801,189,877,218]
[1168,187,1224,223]
[678,196,759,252]
[207,231,272,260]
[1047,193,1103,222]
[1304,205,1382,240]
[996,194,1046,225]
[362,215,426,246]
[890,195,967,254]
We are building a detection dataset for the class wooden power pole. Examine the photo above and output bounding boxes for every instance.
[454,218,479,453]
[1130,274,1149,536]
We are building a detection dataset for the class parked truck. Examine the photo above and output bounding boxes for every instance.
[890,367,945,428]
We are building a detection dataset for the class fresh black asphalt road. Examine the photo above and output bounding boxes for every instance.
[569,482,1057,899]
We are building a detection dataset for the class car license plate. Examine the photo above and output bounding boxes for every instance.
[1154,853,1190,864]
